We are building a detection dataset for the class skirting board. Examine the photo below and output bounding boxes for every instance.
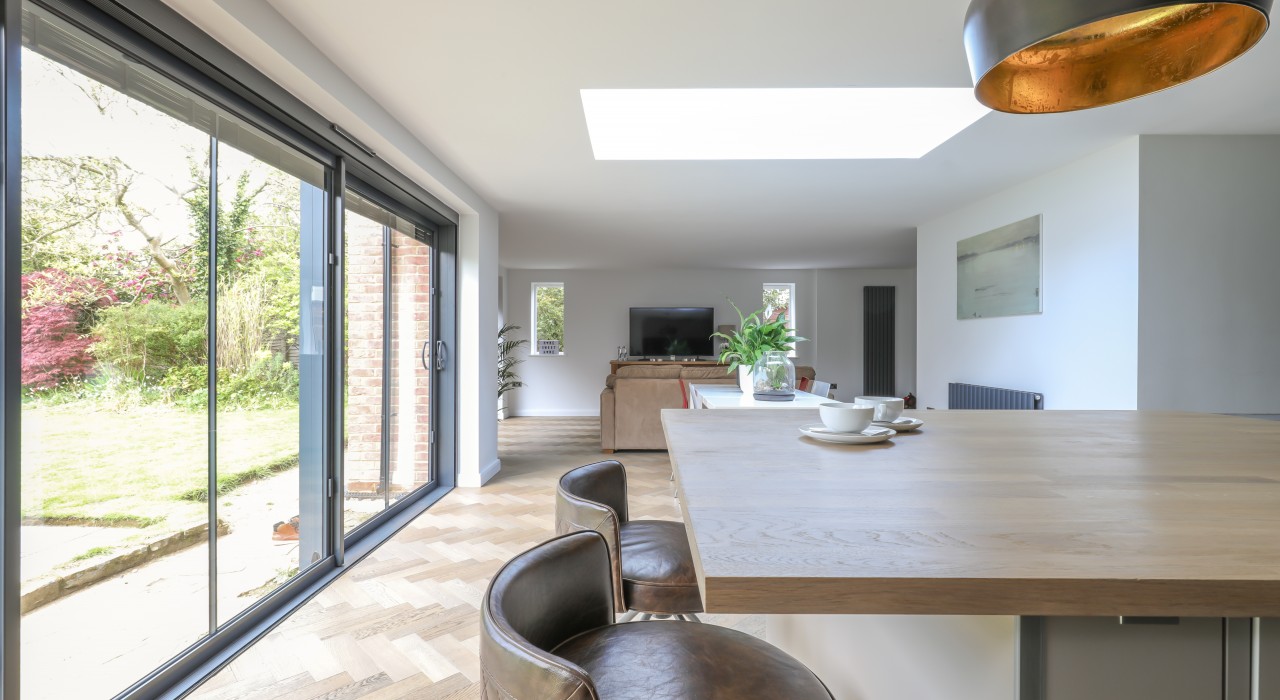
[511,409,599,417]
[458,458,501,488]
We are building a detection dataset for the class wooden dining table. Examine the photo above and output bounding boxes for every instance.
[661,407,1280,700]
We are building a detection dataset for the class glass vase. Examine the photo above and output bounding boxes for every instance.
[751,350,796,401]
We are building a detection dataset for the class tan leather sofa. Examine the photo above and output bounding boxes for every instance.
[600,364,816,452]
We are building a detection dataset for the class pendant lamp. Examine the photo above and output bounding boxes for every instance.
[964,1,1272,113]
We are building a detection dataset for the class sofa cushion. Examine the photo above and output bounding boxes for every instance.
[616,365,685,379]
[680,366,735,381]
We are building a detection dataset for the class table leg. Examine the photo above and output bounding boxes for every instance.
[1020,616,1250,700]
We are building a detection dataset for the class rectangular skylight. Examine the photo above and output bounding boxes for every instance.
[580,88,990,160]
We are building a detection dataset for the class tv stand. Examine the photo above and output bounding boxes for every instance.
[609,358,728,374]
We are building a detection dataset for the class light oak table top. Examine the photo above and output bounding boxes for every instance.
[661,408,1280,617]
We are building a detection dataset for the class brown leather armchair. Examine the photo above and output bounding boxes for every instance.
[556,460,701,619]
[480,531,835,700]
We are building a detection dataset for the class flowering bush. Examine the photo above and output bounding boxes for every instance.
[21,269,117,390]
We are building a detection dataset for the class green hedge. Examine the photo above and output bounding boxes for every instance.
[92,302,208,382]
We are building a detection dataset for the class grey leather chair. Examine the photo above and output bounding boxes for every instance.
[555,460,701,621]
[480,531,834,700]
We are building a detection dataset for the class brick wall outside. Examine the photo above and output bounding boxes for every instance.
[344,219,385,490]
[345,223,432,497]
[388,229,432,493]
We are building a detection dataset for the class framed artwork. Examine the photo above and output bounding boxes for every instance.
[957,215,1042,319]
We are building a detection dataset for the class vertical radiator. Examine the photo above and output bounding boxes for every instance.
[948,382,1044,410]
[863,286,896,396]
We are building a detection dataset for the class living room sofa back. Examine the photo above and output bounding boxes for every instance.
[600,364,816,452]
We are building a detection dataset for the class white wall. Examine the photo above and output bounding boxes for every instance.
[1138,136,1280,413]
[504,267,915,416]
[814,268,917,405]
[916,139,1141,410]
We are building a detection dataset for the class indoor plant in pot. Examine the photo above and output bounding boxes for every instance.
[498,323,528,419]
[711,300,806,395]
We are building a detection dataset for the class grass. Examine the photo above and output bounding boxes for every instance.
[70,546,115,562]
[22,402,299,525]
[28,513,164,528]
[177,453,299,502]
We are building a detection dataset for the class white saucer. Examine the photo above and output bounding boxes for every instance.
[799,424,896,444]
[872,417,924,432]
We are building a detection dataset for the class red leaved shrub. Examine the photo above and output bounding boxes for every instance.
[21,269,117,390]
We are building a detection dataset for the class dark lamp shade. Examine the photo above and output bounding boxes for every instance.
[964,1,1272,114]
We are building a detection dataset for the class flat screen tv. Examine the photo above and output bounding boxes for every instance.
[629,307,714,357]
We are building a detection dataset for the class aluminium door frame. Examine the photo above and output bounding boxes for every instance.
[0,0,22,697]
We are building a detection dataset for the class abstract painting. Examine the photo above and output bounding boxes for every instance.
[957,215,1042,319]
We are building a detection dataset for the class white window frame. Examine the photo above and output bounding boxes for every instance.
[530,282,565,356]
[763,282,798,358]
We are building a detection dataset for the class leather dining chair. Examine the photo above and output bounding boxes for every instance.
[555,460,701,622]
[480,531,835,700]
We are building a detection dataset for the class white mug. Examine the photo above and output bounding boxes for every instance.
[854,396,905,422]
[818,402,874,433]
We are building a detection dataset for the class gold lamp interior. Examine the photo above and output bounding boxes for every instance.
[976,3,1269,113]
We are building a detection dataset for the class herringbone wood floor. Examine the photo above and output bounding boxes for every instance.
[190,418,759,699]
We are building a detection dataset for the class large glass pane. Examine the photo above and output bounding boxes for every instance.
[388,229,433,502]
[343,204,386,532]
[214,136,325,625]
[343,194,433,530]
[20,18,211,698]
[19,6,333,692]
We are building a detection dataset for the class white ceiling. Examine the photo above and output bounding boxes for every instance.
[262,0,1280,270]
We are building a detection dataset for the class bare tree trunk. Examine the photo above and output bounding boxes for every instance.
[116,184,193,305]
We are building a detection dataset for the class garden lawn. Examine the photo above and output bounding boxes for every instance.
[22,402,299,525]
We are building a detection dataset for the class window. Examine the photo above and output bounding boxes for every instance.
[763,283,797,357]
[531,283,565,355]
[8,3,458,698]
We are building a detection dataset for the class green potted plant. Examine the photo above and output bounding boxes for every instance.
[498,323,528,419]
[711,300,806,394]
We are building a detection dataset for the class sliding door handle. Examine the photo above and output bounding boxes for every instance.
[435,340,447,371]
[421,340,430,371]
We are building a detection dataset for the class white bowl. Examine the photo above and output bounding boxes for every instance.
[854,396,905,423]
[818,402,874,434]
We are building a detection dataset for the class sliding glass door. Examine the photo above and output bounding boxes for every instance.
[20,25,217,694]
[387,228,434,504]
[343,191,437,533]
[212,134,326,626]
[18,7,336,696]
[11,4,454,698]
